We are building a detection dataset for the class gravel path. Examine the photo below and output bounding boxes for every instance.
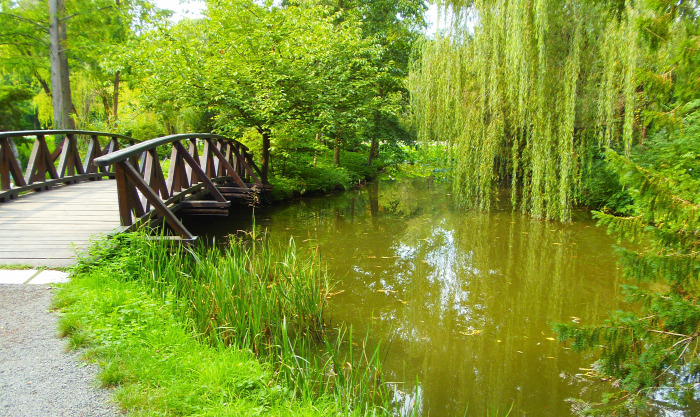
[0,285,122,417]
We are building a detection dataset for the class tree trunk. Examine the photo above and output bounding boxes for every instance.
[113,70,120,123]
[333,136,341,166]
[368,137,378,165]
[48,0,75,129]
[34,71,52,97]
[101,94,112,123]
[261,128,271,183]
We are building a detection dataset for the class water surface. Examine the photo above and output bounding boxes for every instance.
[187,179,625,416]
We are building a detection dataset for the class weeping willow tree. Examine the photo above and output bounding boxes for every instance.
[409,0,641,221]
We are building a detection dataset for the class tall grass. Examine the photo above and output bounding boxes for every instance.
[75,231,399,416]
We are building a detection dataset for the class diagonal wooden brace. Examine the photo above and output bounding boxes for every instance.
[119,160,194,240]
[173,141,228,203]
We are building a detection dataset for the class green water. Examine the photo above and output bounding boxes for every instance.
[186,178,626,416]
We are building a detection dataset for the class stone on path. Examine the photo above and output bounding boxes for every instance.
[27,270,70,285]
[0,270,38,285]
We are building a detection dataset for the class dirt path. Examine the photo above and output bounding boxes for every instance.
[0,284,121,417]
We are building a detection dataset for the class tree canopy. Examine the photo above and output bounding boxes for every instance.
[135,0,418,181]
[410,0,700,221]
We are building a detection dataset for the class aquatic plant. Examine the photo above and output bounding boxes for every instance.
[70,231,402,415]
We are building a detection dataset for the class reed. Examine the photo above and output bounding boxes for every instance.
[76,231,402,416]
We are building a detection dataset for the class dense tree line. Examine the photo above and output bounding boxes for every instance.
[0,0,425,191]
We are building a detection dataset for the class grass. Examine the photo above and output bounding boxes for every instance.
[0,264,40,270]
[55,232,404,416]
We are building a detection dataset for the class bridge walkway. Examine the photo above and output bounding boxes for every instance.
[0,181,120,267]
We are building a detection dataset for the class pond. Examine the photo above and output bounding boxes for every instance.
[185,178,626,416]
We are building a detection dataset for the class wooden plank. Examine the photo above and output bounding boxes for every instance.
[0,219,119,225]
[0,253,77,259]
[180,209,229,216]
[0,246,89,252]
[180,201,230,209]
[0,238,93,244]
[0,213,120,219]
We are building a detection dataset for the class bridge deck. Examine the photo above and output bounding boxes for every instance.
[0,180,122,267]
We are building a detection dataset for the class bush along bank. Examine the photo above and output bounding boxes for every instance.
[55,233,410,416]
[269,149,385,201]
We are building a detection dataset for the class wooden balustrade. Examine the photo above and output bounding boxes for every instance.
[0,130,136,202]
[94,133,269,241]
[1,130,270,242]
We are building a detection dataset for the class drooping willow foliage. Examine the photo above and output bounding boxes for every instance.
[409,0,641,221]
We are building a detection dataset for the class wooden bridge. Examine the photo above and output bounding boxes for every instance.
[0,130,269,267]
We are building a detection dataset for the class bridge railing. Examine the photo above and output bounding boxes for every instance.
[0,130,137,202]
[94,133,267,241]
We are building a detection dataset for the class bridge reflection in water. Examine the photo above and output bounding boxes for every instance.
[0,130,269,267]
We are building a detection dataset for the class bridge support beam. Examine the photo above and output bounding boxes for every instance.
[117,161,195,241]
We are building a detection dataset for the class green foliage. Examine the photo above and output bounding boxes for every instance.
[63,233,405,416]
[270,148,381,200]
[0,85,36,130]
[410,0,700,222]
[632,100,700,183]
[554,131,699,414]
[57,267,332,416]
[577,151,634,214]
[131,0,418,180]
[382,141,451,180]
[0,0,169,130]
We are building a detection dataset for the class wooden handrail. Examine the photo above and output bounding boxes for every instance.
[0,130,137,141]
[94,133,248,167]
[0,129,139,202]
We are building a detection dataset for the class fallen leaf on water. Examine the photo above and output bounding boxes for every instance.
[399,300,408,305]
[368,255,377,259]
[497,339,502,343]
[377,289,397,294]
[517,351,523,354]
[552,242,562,245]
[326,290,345,299]
[570,316,580,323]
[547,356,556,359]
[546,337,556,341]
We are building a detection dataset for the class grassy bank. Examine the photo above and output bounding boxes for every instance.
[55,233,405,416]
